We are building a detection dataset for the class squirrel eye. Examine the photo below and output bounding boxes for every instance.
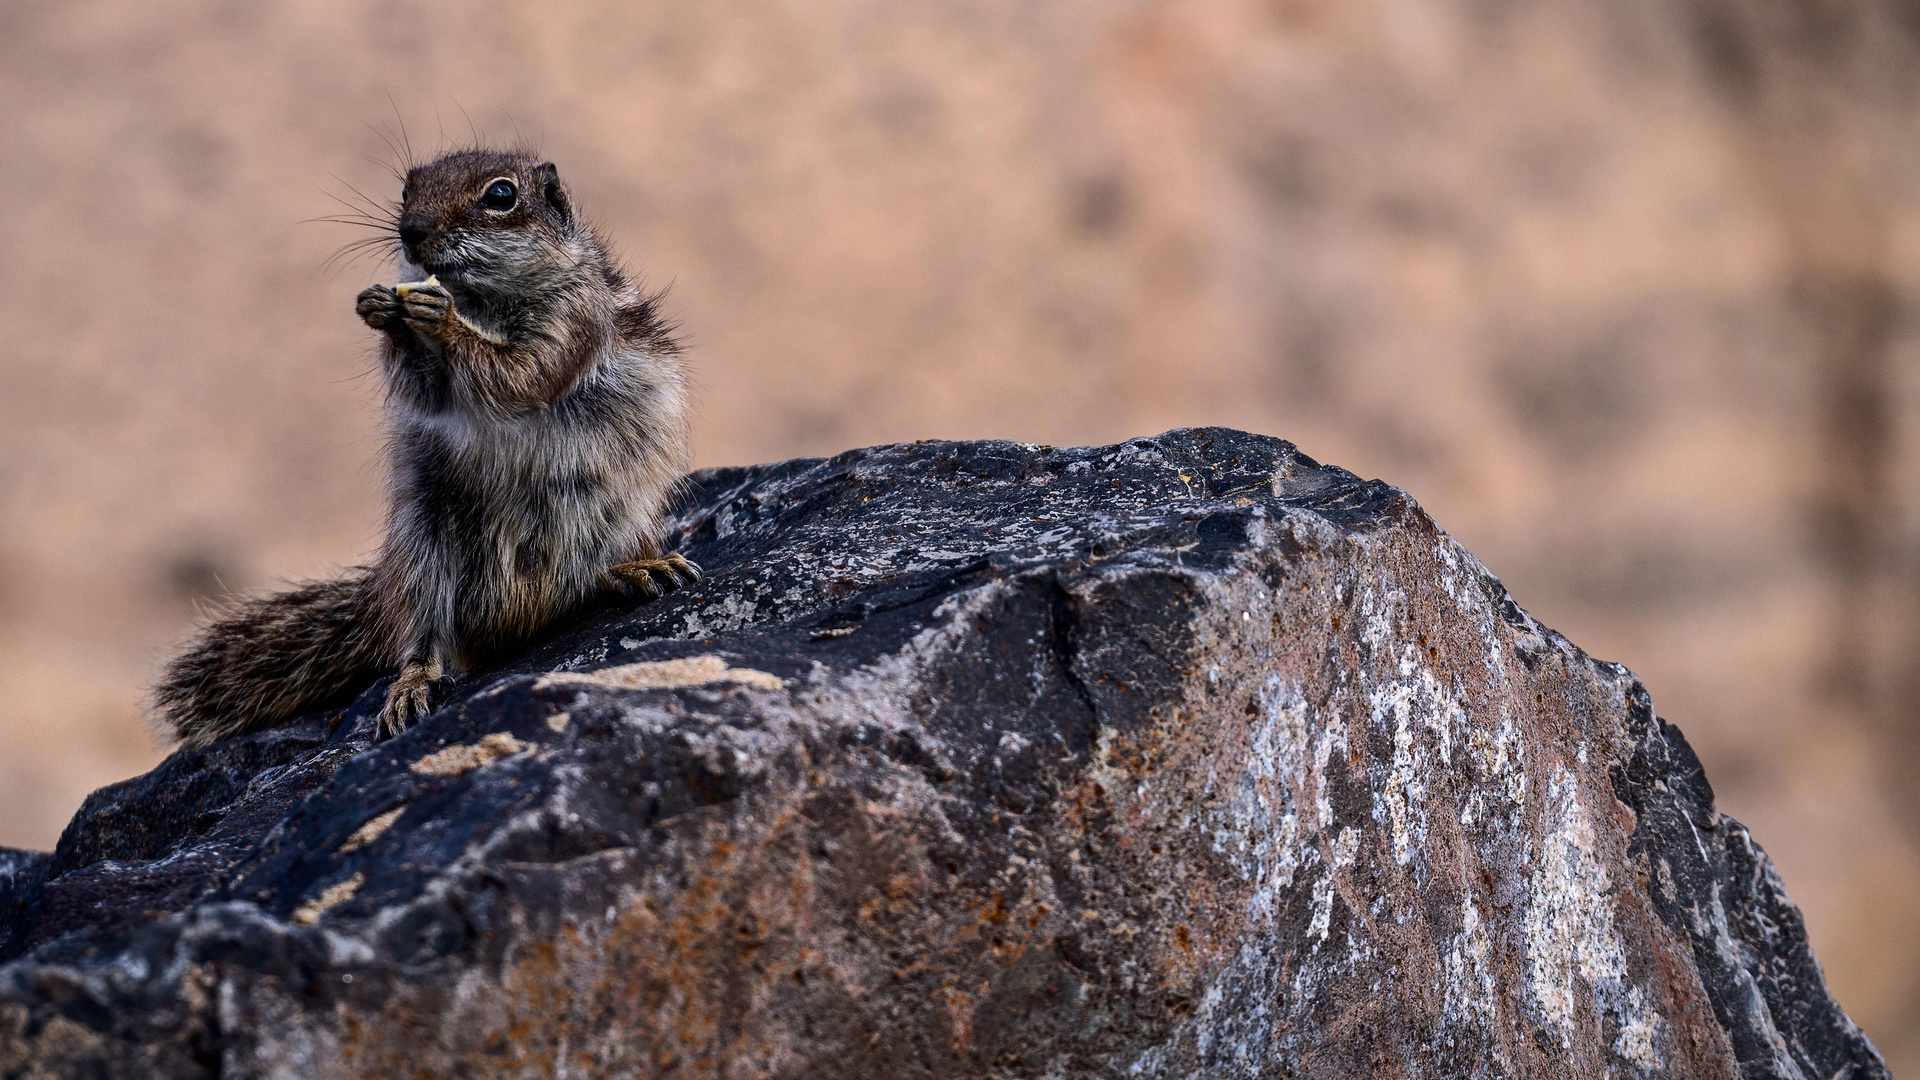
[479,179,518,211]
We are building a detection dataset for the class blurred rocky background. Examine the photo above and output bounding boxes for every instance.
[2,0,1917,1066]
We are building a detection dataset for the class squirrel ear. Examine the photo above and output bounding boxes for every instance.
[535,162,572,225]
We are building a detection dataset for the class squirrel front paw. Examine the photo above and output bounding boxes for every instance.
[356,281,457,340]
[356,284,402,332]
[394,280,456,339]
[378,658,444,739]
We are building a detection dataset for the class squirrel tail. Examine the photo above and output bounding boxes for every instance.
[153,567,393,749]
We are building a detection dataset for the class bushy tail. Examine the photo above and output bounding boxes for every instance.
[153,567,393,749]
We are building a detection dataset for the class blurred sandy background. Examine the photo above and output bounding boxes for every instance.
[3,0,1918,1063]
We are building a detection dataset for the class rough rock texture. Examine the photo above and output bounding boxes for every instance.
[0,429,1887,1078]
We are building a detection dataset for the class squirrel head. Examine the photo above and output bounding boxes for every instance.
[393,150,588,297]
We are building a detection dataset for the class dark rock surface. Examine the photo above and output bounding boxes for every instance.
[0,428,1887,1078]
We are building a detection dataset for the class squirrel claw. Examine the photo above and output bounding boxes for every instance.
[377,659,442,739]
[609,554,702,602]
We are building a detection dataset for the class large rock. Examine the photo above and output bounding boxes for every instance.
[0,429,1887,1078]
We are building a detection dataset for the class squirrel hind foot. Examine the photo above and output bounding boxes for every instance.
[377,658,446,740]
[608,555,702,601]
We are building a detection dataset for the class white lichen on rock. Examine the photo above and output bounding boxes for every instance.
[1524,762,1667,1068]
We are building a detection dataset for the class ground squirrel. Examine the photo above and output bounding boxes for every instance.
[154,148,698,748]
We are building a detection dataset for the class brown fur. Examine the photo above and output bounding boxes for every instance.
[154,149,694,748]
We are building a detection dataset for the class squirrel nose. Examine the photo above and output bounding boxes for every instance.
[397,216,431,251]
